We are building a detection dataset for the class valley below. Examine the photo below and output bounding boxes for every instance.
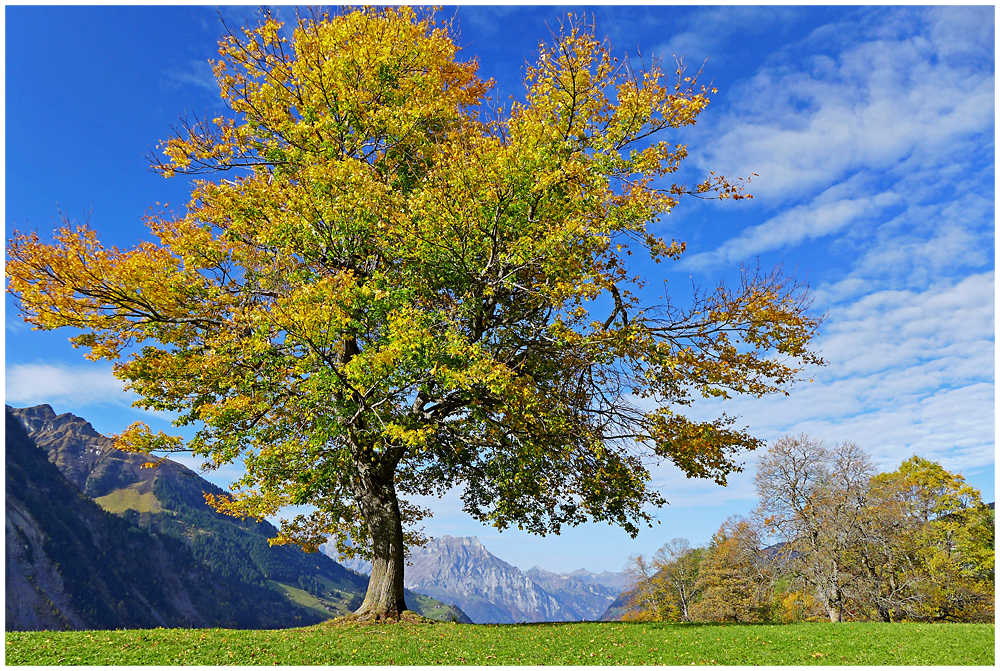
[5,404,471,631]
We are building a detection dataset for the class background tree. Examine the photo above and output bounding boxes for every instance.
[653,538,703,621]
[622,553,671,622]
[690,517,772,623]
[773,586,827,623]
[845,472,924,622]
[867,456,995,622]
[756,438,994,624]
[622,538,703,622]
[6,7,823,620]
[754,435,873,622]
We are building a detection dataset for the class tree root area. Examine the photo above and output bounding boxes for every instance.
[323,610,436,627]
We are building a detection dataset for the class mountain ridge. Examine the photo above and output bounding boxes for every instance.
[405,535,565,623]
[7,404,471,627]
[6,408,315,630]
[324,534,627,623]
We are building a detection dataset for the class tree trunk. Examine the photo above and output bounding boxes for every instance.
[353,470,408,620]
[827,584,843,623]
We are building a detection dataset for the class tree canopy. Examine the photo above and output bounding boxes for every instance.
[6,7,823,618]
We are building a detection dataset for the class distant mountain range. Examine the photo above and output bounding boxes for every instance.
[323,535,630,623]
[5,404,470,630]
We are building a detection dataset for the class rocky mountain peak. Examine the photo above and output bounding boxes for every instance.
[525,566,634,593]
[7,404,202,503]
[416,536,492,563]
[8,404,119,492]
[428,535,486,550]
[8,404,102,440]
[326,534,628,624]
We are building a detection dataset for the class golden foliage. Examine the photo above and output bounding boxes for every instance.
[7,9,822,558]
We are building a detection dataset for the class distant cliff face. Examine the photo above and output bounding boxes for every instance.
[6,410,107,631]
[9,404,199,504]
[523,566,629,620]
[13,403,121,493]
[325,535,626,624]
[403,536,566,623]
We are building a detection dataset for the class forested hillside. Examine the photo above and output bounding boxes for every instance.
[5,409,316,630]
[7,405,470,628]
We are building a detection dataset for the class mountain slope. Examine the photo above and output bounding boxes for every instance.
[528,566,633,592]
[327,536,627,623]
[403,536,565,623]
[5,408,315,631]
[523,566,626,620]
[7,404,470,626]
[599,584,640,621]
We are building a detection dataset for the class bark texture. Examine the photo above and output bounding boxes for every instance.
[352,464,408,620]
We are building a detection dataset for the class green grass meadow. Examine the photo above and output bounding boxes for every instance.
[6,620,994,666]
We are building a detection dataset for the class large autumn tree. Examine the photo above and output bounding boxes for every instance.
[7,8,823,620]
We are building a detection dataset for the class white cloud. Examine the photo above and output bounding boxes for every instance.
[820,272,994,377]
[5,313,30,334]
[649,458,759,509]
[653,7,803,66]
[672,9,993,277]
[668,271,994,483]
[693,7,994,205]
[456,6,526,38]
[925,6,995,64]
[852,190,994,289]
[5,363,134,408]
[683,175,902,268]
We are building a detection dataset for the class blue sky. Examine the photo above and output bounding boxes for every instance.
[5,5,995,575]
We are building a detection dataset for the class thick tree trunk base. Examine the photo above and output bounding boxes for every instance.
[352,469,409,625]
[352,604,406,622]
[333,610,434,625]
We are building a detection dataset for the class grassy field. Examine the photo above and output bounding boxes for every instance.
[6,619,993,666]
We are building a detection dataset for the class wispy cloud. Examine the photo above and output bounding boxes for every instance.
[664,271,994,485]
[5,313,30,334]
[457,5,529,38]
[693,7,993,205]
[654,6,803,65]
[162,58,217,94]
[843,185,995,293]
[683,174,902,268]
[5,363,133,408]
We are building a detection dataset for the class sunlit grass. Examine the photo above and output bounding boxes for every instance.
[6,620,993,666]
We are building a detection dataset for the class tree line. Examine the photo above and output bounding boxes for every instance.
[623,435,994,624]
